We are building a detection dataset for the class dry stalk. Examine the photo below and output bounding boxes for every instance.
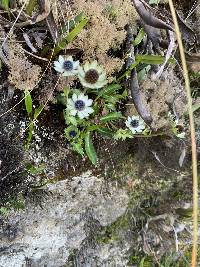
[168,1,198,266]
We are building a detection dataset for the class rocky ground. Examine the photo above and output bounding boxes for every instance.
[0,0,200,266]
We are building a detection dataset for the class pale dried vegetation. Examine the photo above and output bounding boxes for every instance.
[6,0,138,89]
[141,69,187,130]
[8,42,41,91]
[69,0,138,78]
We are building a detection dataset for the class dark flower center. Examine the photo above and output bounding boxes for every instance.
[69,130,77,138]
[63,60,73,71]
[85,69,99,84]
[130,120,139,128]
[75,100,85,111]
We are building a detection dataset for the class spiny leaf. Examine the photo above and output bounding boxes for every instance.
[100,112,123,122]
[84,131,97,165]
[99,84,121,96]
[97,127,113,138]
[72,142,84,156]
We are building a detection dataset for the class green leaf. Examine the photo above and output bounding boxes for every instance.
[62,12,85,33]
[137,65,151,81]
[184,103,200,116]
[26,164,45,174]
[149,0,160,4]
[133,28,146,46]
[192,103,200,113]
[25,123,34,149]
[34,105,44,119]
[114,129,133,140]
[84,131,97,165]
[97,127,113,138]
[26,0,36,15]
[0,0,9,10]
[117,61,139,81]
[100,112,123,122]
[0,207,9,216]
[135,54,175,65]
[72,142,84,156]
[24,90,33,115]
[67,116,77,126]
[54,15,88,54]
[99,83,121,97]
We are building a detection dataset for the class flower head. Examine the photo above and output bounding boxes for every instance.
[78,61,107,89]
[54,55,79,76]
[67,93,94,119]
[125,115,145,134]
[64,126,79,140]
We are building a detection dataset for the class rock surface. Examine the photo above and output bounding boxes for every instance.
[0,171,130,267]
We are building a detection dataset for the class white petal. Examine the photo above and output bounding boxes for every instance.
[62,71,75,77]
[125,121,130,127]
[82,110,90,117]
[54,66,63,73]
[85,107,94,114]
[67,99,74,106]
[93,81,106,89]
[73,61,80,69]
[79,79,93,88]
[98,73,106,82]
[78,111,86,119]
[81,95,89,102]
[72,94,78,102]
[70,109,77,116]
[78,67,85,78]
[54,61,62,68]
[78,93,85,101]
[59,55,64,64]
[135,125,144,132]
[130,128,137,134]
[96,66,104,73]
[84,62,90,72]
[67,56,73,61]
[127,117,132,122]
[90,60,98,69]
[131,115,139,121]
[86,99,93,106]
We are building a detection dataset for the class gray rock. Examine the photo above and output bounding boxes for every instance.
[0,171,129,267]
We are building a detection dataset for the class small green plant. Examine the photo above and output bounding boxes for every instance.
[24,90,43,148]
[54,55,156,164]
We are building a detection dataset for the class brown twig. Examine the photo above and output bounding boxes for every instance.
[133,0,174,31]
[130,66,152,124]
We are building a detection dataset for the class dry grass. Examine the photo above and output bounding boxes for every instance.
[168,0,198,266]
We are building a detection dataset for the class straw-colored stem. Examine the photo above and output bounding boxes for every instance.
[168,1,198,266]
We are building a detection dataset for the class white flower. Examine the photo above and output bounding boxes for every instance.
[54,55,79,76]
[67,93,94,119]
[177,132,186,139]
[125,115,145,134]
[78,60,107,89]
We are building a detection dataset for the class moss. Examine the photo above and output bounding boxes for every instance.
[96,213,130,244]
